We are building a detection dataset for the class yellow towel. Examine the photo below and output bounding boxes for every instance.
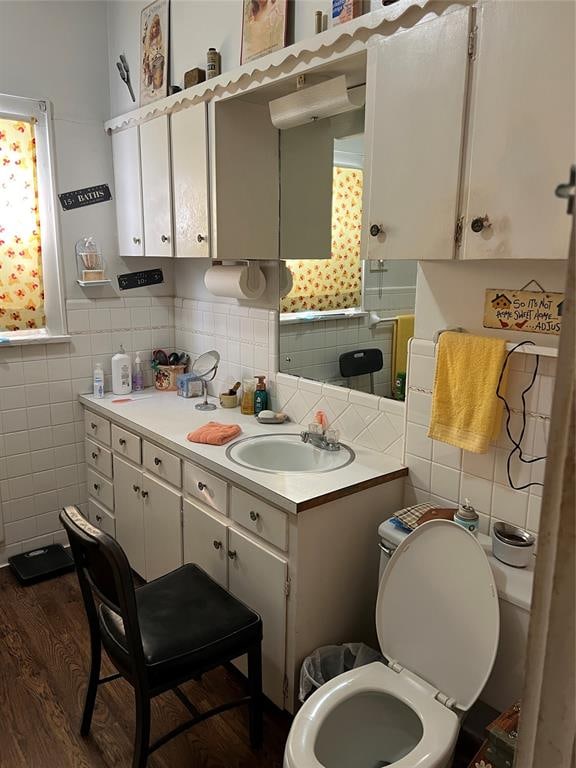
[428,332,508,453]
[393,314,415,383]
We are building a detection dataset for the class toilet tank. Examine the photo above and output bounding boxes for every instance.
[378,520,533,711]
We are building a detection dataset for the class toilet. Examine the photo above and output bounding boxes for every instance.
[284,520,500,768]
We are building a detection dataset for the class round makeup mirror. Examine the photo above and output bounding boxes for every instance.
[191,350,220,411]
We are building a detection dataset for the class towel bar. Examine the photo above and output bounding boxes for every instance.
[433,328,558,358]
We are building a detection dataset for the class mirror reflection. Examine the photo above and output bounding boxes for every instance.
[278,109,416,400]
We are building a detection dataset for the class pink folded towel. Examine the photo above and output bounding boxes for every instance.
[186,422,241,446]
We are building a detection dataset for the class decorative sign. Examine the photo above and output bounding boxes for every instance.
[483,288,564,335]
[58,184,111,211]
[118,268,164,291]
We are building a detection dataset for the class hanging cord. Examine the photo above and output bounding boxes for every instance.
[495,340,547,491]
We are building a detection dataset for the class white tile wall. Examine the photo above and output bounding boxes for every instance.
[403,338,553,540]
[0,296,174,565]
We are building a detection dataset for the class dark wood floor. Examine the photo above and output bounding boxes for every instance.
[0,567,291,768]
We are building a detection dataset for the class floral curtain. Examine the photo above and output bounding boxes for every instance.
[280,166,362,313]
[0,118,45,331]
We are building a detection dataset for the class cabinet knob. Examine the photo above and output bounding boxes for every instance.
[119,438,127,447]
[141,490,149,499]
[370,224,384,237]
[91,451,99,460]
[197,234,207,243]
[154,457,162,466]
[93,483,100,491]
[96,515,102,523]
[249,510,259,522]
[161,234,170,243]
[132,236,141,245]
[213,540,222,550]
[90,422,97,430]
[471,215,492,233]
[132,484,140,493]
[197,481,206,492]
[227,550,237,560]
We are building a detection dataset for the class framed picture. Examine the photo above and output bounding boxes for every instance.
[241,0,289,65]
[140,0,169,106]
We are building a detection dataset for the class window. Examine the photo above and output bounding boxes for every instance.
[0,94,66,341]
[280,167,363,313]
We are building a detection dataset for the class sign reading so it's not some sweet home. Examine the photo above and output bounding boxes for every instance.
[483,289,564,335]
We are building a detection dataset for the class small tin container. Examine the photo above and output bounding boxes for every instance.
[492,522,535,568]
[454,499,480,536]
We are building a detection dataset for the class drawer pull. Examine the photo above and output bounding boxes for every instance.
[93,483,100,492]
[95,514,102,523]
[154,457,162,466]
[90,422,97,430]
[141,490,149,499]
[213,540,222,550]
[133,484,140,493]
[197,481,206,492]
[119,438,127,447]
[249,510,260,522]
[91,451,99,460]
[227,550,237,560]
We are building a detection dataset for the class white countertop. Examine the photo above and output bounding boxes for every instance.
[80,389,407,514]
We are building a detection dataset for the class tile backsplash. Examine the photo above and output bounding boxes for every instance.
[0,296,174,564]
[403,338,554,538]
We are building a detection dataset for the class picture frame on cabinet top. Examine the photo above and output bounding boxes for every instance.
[241,0,289,65]
[140,0,170,106]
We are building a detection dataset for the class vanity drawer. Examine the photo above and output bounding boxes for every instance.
[111,424,141,464]
[230,488,287,551]
[143,441,181,487]
[184,462,228,516]
[85,412,111,446]
[88,498,116,538]
[86,438,113,478]
[87,467,114,510]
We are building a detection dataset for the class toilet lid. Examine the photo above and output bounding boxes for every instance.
[376,520,499,712]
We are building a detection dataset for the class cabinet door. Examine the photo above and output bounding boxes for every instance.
[461,1,575,260]
[111,127,144,256]
[182,498,229,587]
[228,528,288,708]
[140,115,173,257]
[362,8,472,260]
[113,456,146,577]
[171,104,210,258]
[142,472,182,581]
[88,498,116,538]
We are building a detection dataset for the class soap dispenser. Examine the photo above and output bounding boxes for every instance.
[254,376,268,415]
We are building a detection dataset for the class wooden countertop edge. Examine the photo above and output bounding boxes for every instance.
[295,467,409,512]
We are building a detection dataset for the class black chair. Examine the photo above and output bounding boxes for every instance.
[60,505,263,768]
[339,348,384,394]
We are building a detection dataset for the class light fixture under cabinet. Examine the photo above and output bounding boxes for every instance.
[269,75,365,129]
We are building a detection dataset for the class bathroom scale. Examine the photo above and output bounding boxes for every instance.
[8,544,75,585]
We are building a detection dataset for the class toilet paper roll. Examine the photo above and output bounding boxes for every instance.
[204,264,266,300]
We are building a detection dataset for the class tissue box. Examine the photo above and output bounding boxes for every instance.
[176,373,203,398]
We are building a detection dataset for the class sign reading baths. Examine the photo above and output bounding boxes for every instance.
[484,288,564,335]
[58,184,112,211]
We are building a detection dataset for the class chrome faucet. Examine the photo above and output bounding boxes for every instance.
[300,430,341,452]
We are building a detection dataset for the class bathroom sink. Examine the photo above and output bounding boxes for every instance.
[226,433,355,474]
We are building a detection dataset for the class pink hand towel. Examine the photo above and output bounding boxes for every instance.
[186,422,241,446]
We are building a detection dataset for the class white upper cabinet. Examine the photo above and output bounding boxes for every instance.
[362,8,472,260]
[460,1,575,260]
[140,115,173,257]
[111,127,144,257]
[171,104,210,258]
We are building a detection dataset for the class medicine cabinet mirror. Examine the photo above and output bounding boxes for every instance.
[277,108,417,400]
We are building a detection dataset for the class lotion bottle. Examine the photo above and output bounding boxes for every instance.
[111,345,132,395]
[93,363,104,398]
[254,376,268,415]
[132,351,144,391]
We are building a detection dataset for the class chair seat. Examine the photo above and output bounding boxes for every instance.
[100,564,261,689]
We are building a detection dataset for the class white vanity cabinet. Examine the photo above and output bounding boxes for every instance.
[140,115,174,257]
[111,126,144,257]
[460,1,575,260]
[171,104,210,258]
[362,8,472,261]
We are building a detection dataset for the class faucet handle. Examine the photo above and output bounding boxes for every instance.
[325,428,340,446]
[307,422,324,436]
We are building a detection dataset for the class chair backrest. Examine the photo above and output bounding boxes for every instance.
[339,348,384,378]
[60,505,146,674]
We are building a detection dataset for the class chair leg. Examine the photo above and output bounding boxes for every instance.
[247,641,263,749]
[80,634,101,736]
[133,688,151,768]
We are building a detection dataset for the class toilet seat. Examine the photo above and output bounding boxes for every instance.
[284,662,460,768]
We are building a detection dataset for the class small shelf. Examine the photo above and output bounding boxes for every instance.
[77,279,112,287]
